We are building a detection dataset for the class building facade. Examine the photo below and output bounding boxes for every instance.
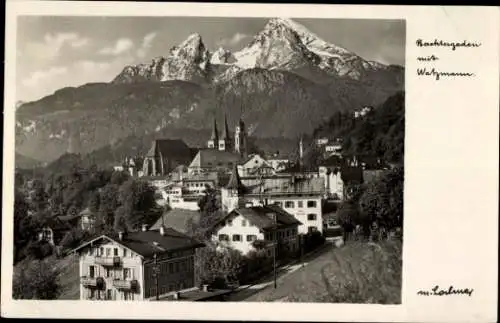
[221,167,325,234]
[211,205,301,256]
[71,227,204,301]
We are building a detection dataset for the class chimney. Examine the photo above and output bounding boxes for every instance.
[173,291,180,300]
[118,231,125,241]
[142,224,148,232]
[202,284,210,292]
[159,225,166,236]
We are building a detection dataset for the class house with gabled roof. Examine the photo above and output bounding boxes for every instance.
[70,225,205,301]
[221,165,325,235]
[210,205,302,256]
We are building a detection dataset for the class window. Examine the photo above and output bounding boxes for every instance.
[232,234,242,242]
[89,265,95,278]
[169,263,174,273]
[123,249,128,257]
[297,201,303,208]
[174,262,179,273]
[227,219,233,226]
[241,220,247,226]
[123,268,130,279]
[307,200,317,208]
[307,214,317,221]
[181,261,187,272]
[106,248,111,256]
[89,248,94,256]
[105,268,111,278]
[246,235,257,242]
[265,233,271,240]
[286,230,290,237]
[285,201,295,208]
[308,226,317,233]
[114,248,118,256]
[274,201,282,207]
[106,289,112,300]
[99,247,104,256]
[218,234,229,241]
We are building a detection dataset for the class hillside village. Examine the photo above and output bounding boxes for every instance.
[13,92,404,302]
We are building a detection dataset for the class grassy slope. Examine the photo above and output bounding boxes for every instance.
[56,254,80,300]
[245,240,402,304]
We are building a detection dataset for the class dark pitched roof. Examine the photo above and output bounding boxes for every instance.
[221,114,231,140]
[211,205,301,231]
[232,205,302,230]
[72,228,204,258]
[150,209,201,234]
[189,149,242,168]
[146,139,191,158]
[210,118,219,140]
[226,164,246,193]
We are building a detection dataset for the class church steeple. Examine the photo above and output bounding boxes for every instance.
[208,117,219,149]
[226,164,246,194]
[211,118,219,140]
[218,113,232,151]
[222,114,231,140]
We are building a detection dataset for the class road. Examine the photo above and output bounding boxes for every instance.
[226,243,333,301]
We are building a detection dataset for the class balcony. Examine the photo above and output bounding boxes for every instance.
[81,276,105,289]
[95,256,121,267]
[113,279,138,291]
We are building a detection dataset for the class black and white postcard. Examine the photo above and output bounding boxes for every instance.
[2,2,499,322]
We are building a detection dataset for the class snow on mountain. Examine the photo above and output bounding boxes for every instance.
[113,17,395,84]
[210,47,236,65]
[113,33,211,83]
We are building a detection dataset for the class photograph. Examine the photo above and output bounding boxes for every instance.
[12,14,405,303]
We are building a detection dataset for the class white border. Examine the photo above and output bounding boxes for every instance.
[3,2,499,322]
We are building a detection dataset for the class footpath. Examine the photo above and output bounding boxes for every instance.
[227,243,332,301]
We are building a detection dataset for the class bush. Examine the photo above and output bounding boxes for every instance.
[303,231,325,252]
[60,228,91,251]
[13,259,61,299]
[24,241,54,260]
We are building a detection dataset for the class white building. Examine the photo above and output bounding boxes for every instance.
[211,205,301,256]
[221,166,325,235]
[70,226,205,301]
[156,183,201,211]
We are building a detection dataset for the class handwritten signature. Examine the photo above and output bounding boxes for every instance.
[417,285,473,297]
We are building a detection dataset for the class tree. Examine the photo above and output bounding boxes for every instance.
[13,259,61,299]
[14,189,35,263]
[117,179,157,230]
[358,167,404,239]
[195,244,245,288]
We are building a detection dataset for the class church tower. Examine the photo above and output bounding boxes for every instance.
[235,118,248,157]
[218,114,232,151]
[221,164,247,212]
[207,118,219,149]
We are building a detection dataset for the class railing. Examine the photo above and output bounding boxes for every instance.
[95,256,121,267]
[81,276,104,288]
[113,279,138,291]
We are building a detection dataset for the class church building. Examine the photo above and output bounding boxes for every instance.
[207,114,248,158]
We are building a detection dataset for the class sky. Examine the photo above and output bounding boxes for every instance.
[16,16,405,103]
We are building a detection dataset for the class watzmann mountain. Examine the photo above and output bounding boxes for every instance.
[15,18,404,165]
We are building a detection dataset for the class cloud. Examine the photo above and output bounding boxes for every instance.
[137,32,158,58]
[22,66,69,87]
[23,32,90,61]
[98,38,134,56]
[217,32,250,47]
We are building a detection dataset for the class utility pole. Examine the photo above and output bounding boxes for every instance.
[153,253,160,300]
[273,214,277,289]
